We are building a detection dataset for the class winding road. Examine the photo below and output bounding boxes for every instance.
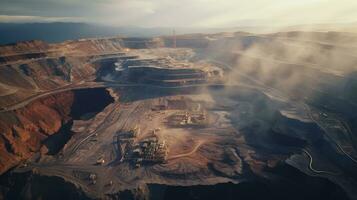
[302,104,357,165]
[302,149,340,175]
[168,140,205,160]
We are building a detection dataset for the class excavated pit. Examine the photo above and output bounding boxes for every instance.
[43,88,114,155]
[70,88,115,120]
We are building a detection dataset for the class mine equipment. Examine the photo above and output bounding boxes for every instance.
[128,126,140,138]
[171,111,207,126]
[96,157,105,165]
[89,173,97,184]
[133,148,142,156]
[128,135,169,166]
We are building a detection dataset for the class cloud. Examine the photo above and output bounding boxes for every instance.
[0,15,83,23]
[0,0,357,27]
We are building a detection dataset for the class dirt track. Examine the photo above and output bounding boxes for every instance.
[168,140,205,160]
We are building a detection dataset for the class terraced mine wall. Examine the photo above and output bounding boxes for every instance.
[0,52,47,63]
[0,57,96,107]
[126,66,207,86]
[95,55,140,81]
[120,38,164,49]
[162,36,210,49]
[0,40,49,55]
[0,88,114,174]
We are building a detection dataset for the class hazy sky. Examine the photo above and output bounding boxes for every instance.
[0,0,357,27]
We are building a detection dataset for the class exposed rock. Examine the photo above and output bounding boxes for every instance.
[0,91,74,174]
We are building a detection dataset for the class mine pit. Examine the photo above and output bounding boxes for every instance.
[1,34,357,200]
[70,88,115,120]
[42,88,115,155]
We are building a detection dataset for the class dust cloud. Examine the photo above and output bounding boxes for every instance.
[203,31,357,102]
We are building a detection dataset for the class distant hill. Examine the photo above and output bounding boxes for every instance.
[0,22,239,45]
[0,22,176,45]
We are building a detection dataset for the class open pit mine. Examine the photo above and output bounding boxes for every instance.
[0,32,357,200]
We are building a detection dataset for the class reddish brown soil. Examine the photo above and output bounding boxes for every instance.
[0,91,74,174]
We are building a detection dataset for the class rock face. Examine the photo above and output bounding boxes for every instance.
[0,39,119,174]
[0,56,96,106]
[0,40,49,56]
[0,87,114,175]
[0,91,74,174]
